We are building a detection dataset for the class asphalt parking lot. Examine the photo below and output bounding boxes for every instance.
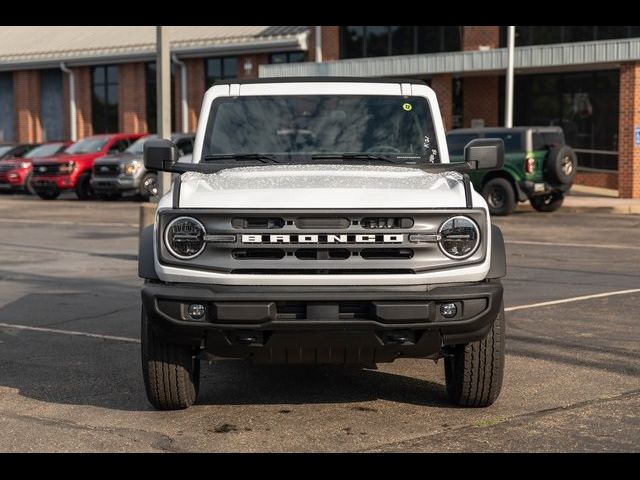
[0,192,638,452]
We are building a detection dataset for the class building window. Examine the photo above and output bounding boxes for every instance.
[205,57,237,88]
[341,26,462,58]
[0,72,14,142]
[512,70,619,170]
[40,69,64,141]
[91,65,118,134]
[270,51,306,64]
[501,26,640,47]
[145,62,176,134]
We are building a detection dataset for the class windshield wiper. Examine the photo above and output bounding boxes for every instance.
[310,153,398,163]
[203,153,280,164]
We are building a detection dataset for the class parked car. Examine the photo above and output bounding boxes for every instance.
[0,143,40,160]
[91,133,194,201]
[30,133,146,200]
[0,141,70,193]
[446,126,577,215]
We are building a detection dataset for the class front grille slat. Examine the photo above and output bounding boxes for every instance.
[93,164,120,176]
[33,164,60,175]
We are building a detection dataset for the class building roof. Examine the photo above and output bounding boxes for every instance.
[0,26,309,70]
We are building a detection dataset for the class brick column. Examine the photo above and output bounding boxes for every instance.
[119,62,147,133]
[185,59,205,132]
[308,26,340,61]
[73,67,93,138]
[430,74,453,131]
[237,53,269,79]
[13,70,42,143]
[619,62,640,198]
[462,76,500,128]
[463,26,500,50]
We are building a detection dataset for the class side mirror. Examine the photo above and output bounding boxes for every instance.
[143,138,179,172]
[464,138,504,170]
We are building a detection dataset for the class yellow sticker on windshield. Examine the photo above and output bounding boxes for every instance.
[402,103,412,111]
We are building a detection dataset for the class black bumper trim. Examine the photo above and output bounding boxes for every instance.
[141,280,503,356]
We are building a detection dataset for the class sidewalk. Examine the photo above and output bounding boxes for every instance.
[518,185,640,214]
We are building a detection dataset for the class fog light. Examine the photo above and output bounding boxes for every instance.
[187,303,206,320]
[440,302,457,318]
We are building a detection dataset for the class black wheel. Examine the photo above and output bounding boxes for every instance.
[481,178,516,216]
[141,306,200,410]
[75,172,95,200]
[444,300,505,407]
[530,192,564,212]
[97,192,122,201]
[546,145,577,185]
[139,172,158,201]
[36,190,60,200]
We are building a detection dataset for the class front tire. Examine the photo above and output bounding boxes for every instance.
[141,306,200,410]
[139,172,158,202]
[482,178,517,216]
[75,172,95,200]
[444,301,505,407]
[530,193,564,212]
[36,190,60,200]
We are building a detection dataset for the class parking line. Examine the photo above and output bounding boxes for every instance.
[0,218,138,228]
[2,288,640,345]
[504,288,640,312]
[506,239,640,250]
[0,322,140,344]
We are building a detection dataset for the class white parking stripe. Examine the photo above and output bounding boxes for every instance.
[504,288,640,312]
[0,322,140,343]
[1,288,639,344]
[506,239,640,251]
[0,218,138,228]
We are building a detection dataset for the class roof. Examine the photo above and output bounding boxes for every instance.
[212,76,429,85]
[0,26,309,70]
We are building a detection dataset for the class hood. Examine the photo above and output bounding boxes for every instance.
[177,164,469,209]
[0,158,28,168]
[94,152,139,165]
[32,152,102,165]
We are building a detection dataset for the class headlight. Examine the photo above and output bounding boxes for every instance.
[123,162,140,176]
[20,161,31,169]
[164,216,207,259]
[59,161,75,174]
[438,216,480,259]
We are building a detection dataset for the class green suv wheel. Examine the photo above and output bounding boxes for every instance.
[482,178,516,216]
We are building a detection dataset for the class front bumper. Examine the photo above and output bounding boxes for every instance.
[142,280,503,364]
[0,169,29,190]
[90,175,138,194]
[31,174,75,192]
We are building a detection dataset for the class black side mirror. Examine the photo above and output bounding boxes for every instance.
[464,138,504,170]
[143,138,179,172]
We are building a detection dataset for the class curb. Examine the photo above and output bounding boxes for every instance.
[518,204,640,215]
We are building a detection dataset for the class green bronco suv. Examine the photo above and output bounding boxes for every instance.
[447,126,577,216]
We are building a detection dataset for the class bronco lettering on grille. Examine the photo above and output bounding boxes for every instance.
[241,234,404,244]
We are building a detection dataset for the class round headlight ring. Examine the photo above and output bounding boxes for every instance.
[164,216,207,260]
[438,216,481,260]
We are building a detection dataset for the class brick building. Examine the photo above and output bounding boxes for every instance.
[0,26,308,141]
[261,26,640,199]
[1,26,640,198]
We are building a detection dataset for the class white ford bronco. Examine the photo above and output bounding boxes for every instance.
[139,77,507,410]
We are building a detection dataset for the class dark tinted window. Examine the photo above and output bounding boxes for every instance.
[204,95,439,161]
[205,57,237,88]
[269,51,306,64]
[341,26,461,58]
[487,133,522,153]
[446,134,479,156]
[146,62,177,133]
[532,131,565,150]
[91,66,118,134]
[109,140,129,153]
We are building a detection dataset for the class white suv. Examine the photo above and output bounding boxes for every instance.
[139,78,507,410]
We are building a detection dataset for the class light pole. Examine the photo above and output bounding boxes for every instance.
[505,25,515,128]
[156,25,172,199]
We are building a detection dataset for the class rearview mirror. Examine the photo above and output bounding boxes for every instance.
[464,138,504,171]
[143,138,179,172]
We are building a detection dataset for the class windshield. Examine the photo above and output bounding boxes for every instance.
[24,143,65,158]
[0,146,13,157]
[65,137,108,154]
[203,95,439,162]
[126,135,156,154]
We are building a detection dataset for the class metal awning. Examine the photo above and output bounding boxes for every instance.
[259,37,640,78]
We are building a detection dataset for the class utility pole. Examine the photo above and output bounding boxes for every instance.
[156,26,172,199]
[505,25,515,128]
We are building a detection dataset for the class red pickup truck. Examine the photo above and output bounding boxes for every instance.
[31,133,145,200]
